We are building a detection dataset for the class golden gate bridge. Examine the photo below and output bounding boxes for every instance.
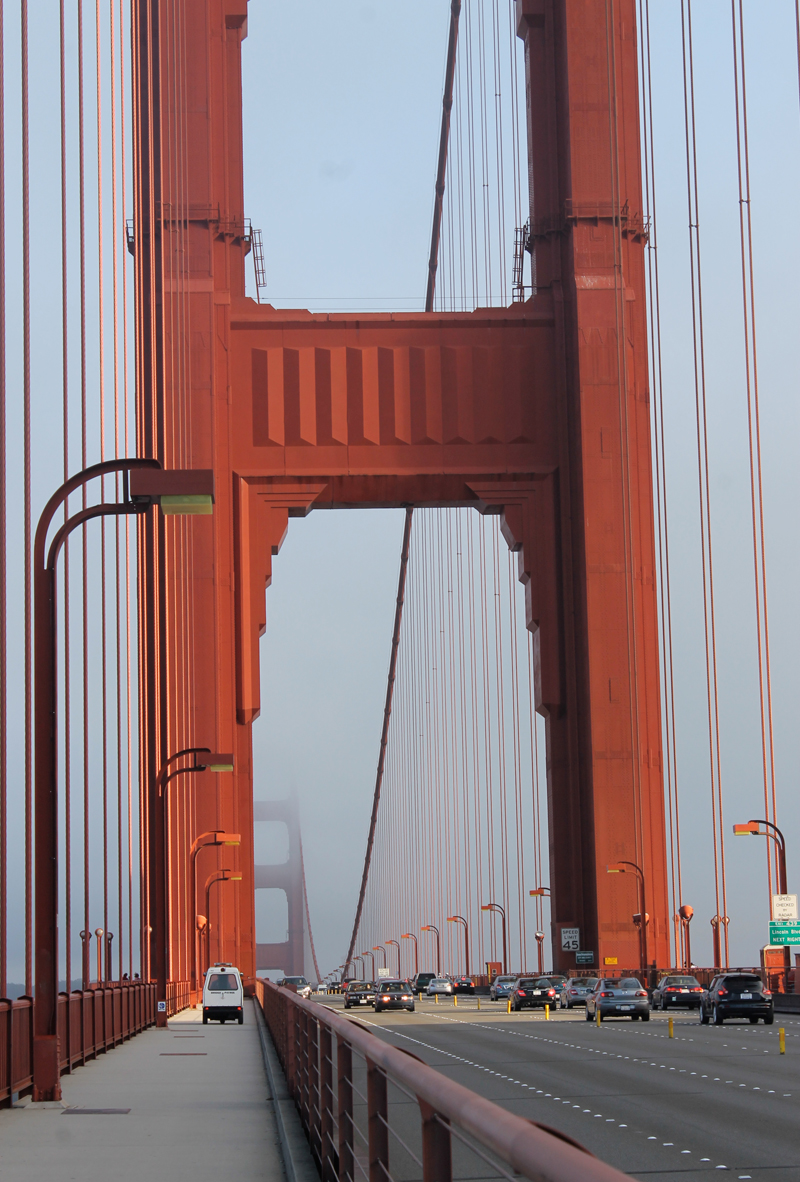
[0,3,797,1179]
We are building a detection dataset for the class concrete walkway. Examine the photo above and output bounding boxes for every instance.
[0,1000,286,1181]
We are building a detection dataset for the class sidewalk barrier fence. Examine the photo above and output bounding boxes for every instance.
[255,978,629,1182]
[1,979,190,1104]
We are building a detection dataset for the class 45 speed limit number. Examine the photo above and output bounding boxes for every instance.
[561,928,580,952]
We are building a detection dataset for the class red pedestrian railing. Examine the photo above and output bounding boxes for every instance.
[255,979,629,1182]
[1,979,191,1105]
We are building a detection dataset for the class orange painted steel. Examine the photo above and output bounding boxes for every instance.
[0,982,159,1103]
[133,0,669,979]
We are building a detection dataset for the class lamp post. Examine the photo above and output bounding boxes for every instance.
[733,820,788,898]
[447,916,470,977]
[401,933,418,977]
[196,915,208,985]
[201,870,242,978]
[480,904,507,975]
[32,458,214,1099]
[528,890,549,974]
[95,929,104,985]
[353,955,365,981]
[678,904,693,970]
[421,925,441,975]
[190,831,240,994]
[156,750,234,1026]
[373,945,387,970]
[105,932,114,983]
[79,930,92,989]
[710,914,729,970]
[386,939,401,977]
[607,862,647,976]
[362,950,376,979]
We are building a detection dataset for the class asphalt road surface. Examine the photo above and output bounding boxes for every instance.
[324,995,800,1181]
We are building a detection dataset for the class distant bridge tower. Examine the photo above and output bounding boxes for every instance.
[254,799,305,976]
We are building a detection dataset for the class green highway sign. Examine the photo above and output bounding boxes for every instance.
[769,921,800,946]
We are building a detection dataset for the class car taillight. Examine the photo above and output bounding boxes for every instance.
[691,986,702,992]
[600,991,614,998]
[717,988,728,996]
[635,991,647,998]
[763,990,772,998]
[570,990,579,995]
[548,990,556,996]
[666,988,675,993]
[517,990,526,997]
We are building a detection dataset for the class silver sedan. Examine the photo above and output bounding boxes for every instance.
[585,977,650,1021]
[558,977,598,1008]
[426,976,454,996]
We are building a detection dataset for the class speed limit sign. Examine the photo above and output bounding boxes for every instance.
[561,928,580,952]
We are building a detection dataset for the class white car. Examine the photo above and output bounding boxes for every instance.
[426,976,454,996]
[203,963,244,1025]
[279,975,313,999]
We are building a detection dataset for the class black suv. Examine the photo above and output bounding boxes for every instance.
[700,973,774,1025]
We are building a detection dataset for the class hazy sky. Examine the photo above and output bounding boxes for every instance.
[242,1,800,978]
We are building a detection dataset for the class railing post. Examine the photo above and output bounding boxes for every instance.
[319,1025,335,1181]
[337,1037,354,1182]
[284,993,297,1093]
[367,1057,389,1182]
[308,1017,321,1163]
[420,1100,452,1181]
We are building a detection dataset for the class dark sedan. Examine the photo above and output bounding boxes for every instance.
[586,977,650,1021]
[453,976,475,994]
[374,980,415,1013]
[511,977,558,1011]
[652,974,703,1010]
[700,973,773,1025]
[344,981,376,1008]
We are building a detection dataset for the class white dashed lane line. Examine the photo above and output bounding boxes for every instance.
[360,1017,735,1173]
[411,1010,794,1101]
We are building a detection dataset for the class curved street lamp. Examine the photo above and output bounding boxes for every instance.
[401,933,418,977]
[373,945,387,969]
[447,915,470,977]
[421,925,441,975]
[32,457,214,1099]
[190,831,240,993]
[362,950,376,979]
[156,749,234,1024]
[607,861,647,976]
[480,903,507,975]
[202,869,242,978]
[353,955,365,981]
[386,939,401,977]
[733,820,788,898]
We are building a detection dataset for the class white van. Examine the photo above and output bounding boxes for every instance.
[202,963,244,1025]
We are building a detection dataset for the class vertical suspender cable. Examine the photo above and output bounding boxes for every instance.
[0,0,6,1001]
[60,0,73,993]
[730,0,779,906]
[426,1,462,312]
[345,509,413,969]
[21,0,33,996]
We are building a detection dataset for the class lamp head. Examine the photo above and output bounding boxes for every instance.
[529,888,547,896]
[214,831,241,846]
[197,753,234,773]
[129,468,215,515]
[607,863,626,873]
[733,822,760,836]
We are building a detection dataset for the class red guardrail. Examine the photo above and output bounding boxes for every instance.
[256,979,629,1182]
[1,979,191,1104]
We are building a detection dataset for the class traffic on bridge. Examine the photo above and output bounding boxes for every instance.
[0,0,798,1180]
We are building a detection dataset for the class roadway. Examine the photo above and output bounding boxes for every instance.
[324,995,800,1181]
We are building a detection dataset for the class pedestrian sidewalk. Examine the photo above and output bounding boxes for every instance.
[0,1000,286,1181]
